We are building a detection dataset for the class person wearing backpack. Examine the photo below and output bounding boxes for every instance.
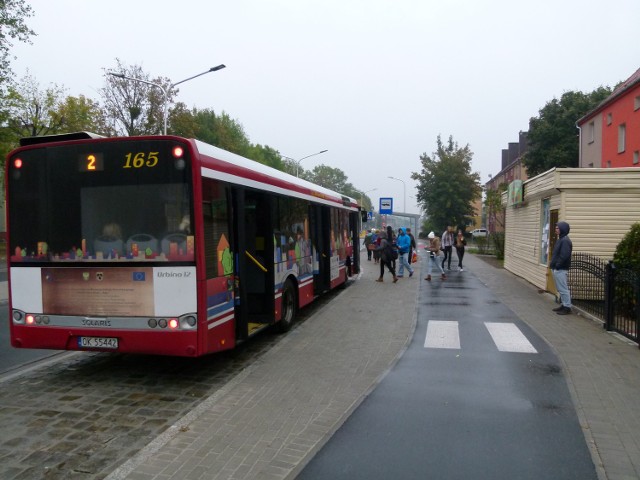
[396,227,414,278]
[375,230,398,283]
[363,229,374,261]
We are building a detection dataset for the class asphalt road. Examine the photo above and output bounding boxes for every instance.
[299,266,597,479]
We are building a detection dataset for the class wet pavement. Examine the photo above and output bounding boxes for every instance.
[1,251,640,479]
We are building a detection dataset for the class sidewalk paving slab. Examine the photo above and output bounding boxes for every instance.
[107,256,420,480]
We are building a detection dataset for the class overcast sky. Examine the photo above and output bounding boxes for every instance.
[11,0,640,214]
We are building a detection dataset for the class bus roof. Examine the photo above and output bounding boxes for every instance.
[19,131,105,147]
[194,140,359,210]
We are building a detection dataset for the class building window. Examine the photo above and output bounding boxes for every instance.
[540,198,550,265]
[607,160,612,168]
[618,124,626,153]
[588,121,595,143]
[607,113,612,125]
[635,95,640,111]
[588,163,594,168]
[634,151,639,165]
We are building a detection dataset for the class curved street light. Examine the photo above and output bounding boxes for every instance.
[357,187,377,207]
[388,176,406,213]
[109,64,226,135]
[282,150,328,177]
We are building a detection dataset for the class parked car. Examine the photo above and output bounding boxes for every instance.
[471,228,488,238]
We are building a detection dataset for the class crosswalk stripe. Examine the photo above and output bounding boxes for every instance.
[484,322,538,353]
[423,321,538,354]
[425,320,460,349]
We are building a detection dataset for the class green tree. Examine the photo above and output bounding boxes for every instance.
[56,95,113,136]
[305,164,349,192]
[100,59,173,136]
[0,0,35,97]
[245,144,284,169]
[411,135,482,232]
[485,182,508,230]
[524,88,612,176]
[4,73,66,138]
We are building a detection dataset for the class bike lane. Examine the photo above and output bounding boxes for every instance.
[298,261,597,479]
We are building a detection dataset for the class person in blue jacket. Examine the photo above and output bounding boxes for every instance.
[550,221,573,315]
[396,227,414,278]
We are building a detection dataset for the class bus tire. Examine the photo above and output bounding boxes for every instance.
[276,279,297,333]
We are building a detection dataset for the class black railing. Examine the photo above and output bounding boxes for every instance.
[567,253,640,346]
[605,263,640,344]
[568,253,608,320]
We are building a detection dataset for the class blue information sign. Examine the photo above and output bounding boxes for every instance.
[379,198,393,215]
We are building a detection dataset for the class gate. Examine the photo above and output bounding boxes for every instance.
[567,253,607,321]
[567,253,640,346]
[605,263,640,344]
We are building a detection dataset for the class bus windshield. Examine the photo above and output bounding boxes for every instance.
[7,138,194,263]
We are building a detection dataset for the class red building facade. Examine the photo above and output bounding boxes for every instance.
[579,67,640,168]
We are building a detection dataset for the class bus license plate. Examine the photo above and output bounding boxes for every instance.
[78,336,119,349]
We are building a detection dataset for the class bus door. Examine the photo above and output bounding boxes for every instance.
[235,188,275,339]
[310,205,331,294]
[349,211,361,275]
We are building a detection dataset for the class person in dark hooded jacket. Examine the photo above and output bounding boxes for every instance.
[549,221,573,315]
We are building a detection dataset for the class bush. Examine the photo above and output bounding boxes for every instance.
[491,232,505,260]
[613,223,640,271]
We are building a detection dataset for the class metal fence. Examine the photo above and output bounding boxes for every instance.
[567,252,640,346]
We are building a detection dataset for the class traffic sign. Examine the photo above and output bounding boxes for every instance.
[379,198,393,215]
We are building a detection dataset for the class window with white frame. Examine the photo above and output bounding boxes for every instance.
[634,151,639,165]
[635,95,640,111]
[607,113,612,125]
[618,123,626,153]
[588,121,595,143]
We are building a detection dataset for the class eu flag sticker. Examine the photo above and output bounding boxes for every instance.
[133,271,146,281]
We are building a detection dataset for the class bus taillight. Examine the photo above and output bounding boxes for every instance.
[172,146,184,158]
[13,158,23,169]
[168,318,179,329]
[26,314,35,325]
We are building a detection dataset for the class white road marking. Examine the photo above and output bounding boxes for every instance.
[425,320,461,349]
[484,322,538,353]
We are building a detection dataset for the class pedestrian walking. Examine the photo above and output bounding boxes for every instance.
[407,227,417,264]
[375,231,398,283]
[550,221,573,315]
[395,227,414,278]
[424,231,446,281]
[372,229,380,264]
[364,229,374,261]
[387,226,397,271]
[441,226,455,271]
[455,229,467,271]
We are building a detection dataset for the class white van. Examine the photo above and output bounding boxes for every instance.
[471,228,488,238]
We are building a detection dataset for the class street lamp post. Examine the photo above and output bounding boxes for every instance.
[358,188,377,207]
[388,176,406,213]
[109,64,226,135]
[282,150,329,177]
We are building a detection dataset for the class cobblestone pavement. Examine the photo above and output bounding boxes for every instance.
[0,289,342,480]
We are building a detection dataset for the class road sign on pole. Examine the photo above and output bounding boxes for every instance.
[380,198,393,215]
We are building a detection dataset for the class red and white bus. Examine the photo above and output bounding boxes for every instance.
[6,133,362,357]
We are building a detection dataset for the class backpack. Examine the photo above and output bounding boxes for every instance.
[384,243,398,261]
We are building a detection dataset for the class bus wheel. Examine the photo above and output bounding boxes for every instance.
[276,279,297,333]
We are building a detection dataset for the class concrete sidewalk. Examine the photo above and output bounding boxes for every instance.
[91,253,640,479]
